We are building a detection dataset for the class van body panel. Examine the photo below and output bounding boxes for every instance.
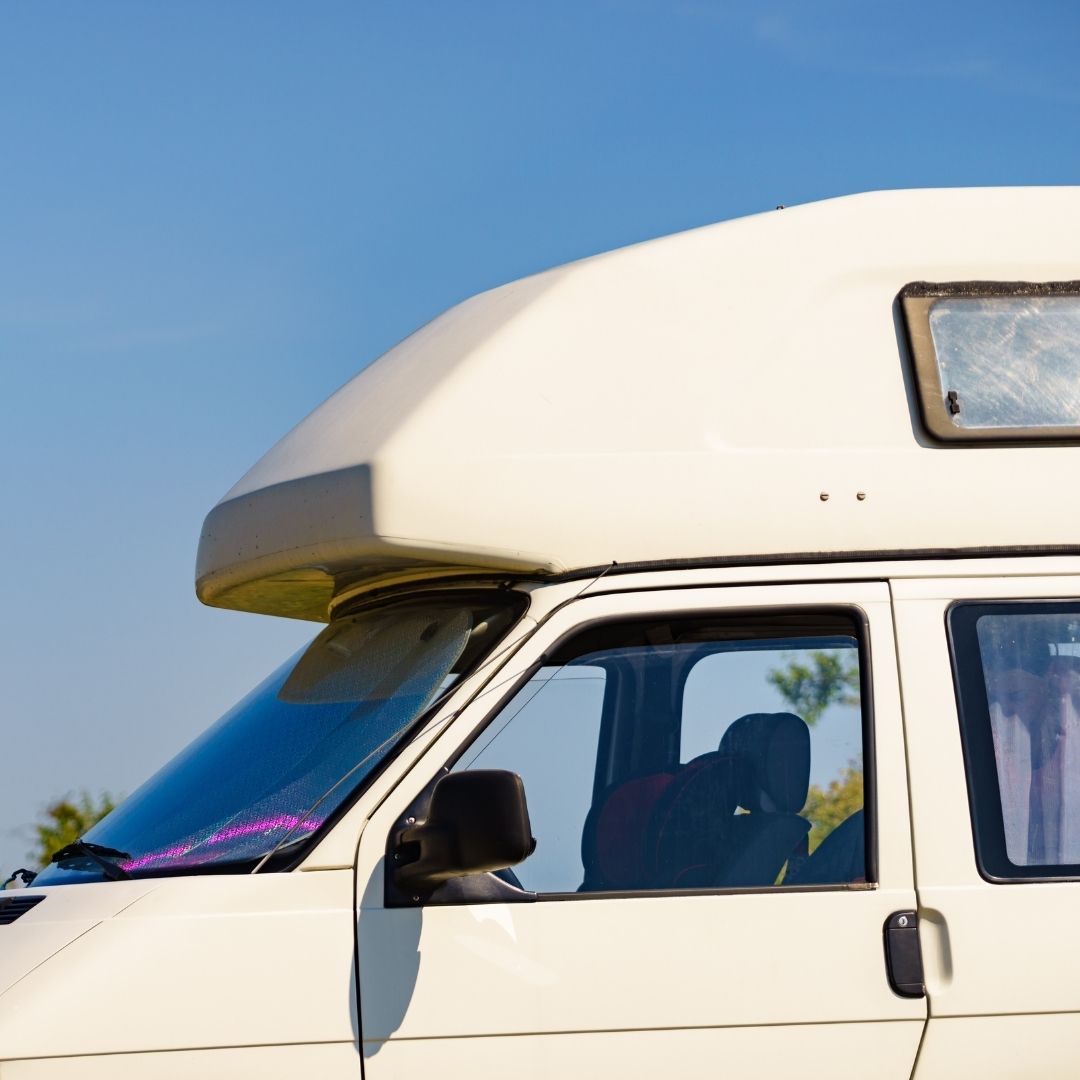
[0,1044,361,1079]
[0,880,159,999]
[361,1020,923,1080]
[910,1014,1080,1080]
[0,873,358,1066]
[194,188,1080,621]
[894,576,1080,1077]
[356,582,924,1075]
[358,890,924,1040]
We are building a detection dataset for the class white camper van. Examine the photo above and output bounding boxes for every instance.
[4,188,1080,1079]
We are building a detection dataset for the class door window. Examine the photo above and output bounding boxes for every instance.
[455,610,869,894]
[951,601,1080,878]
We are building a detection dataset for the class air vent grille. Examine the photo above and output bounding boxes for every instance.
[0,894,45,925]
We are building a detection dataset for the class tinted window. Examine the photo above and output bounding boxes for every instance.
[952,602,1080,878]
[455,611,869,894]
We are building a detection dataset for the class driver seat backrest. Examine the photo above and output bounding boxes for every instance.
[645,750,740,888]
[716,712,812,887]
[580,750,741,891]
[580,771,677,891]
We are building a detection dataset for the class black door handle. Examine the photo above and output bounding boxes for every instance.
[884,910,925,998]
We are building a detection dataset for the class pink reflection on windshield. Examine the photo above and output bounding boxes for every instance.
[120,813,324,871]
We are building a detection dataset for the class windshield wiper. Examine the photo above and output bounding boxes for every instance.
[2,867,37,889]
[50,840,132,881]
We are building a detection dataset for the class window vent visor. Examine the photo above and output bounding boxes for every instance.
[901,281,1080,443]
[0,894,45,925]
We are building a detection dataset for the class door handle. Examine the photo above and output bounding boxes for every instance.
[883,910,925,998]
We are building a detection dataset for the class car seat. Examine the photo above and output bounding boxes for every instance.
[580,770,677,890]
[580,751,741,890]
[646,751,740,888]
[785,809,865,885]
[716,712,812,887]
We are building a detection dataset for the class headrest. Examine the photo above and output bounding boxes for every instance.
[718,712,810,813]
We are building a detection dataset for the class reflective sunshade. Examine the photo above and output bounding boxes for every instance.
[929,296,1080,430]
[34,592,523,885]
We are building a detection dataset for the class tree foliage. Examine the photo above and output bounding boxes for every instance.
[766,650,859,726]
[767,650,863,850]
[31,791,118,868]
[803,760,863,851]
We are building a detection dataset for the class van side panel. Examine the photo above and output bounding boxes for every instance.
[0,873,359,1067]
[357,583,925,1078]
[362,1021,923,1079]
[1,1044,360,1080]
[893,575,1080,1079]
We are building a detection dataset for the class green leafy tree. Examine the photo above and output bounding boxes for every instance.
[767,650,863,850]
[803,759,863,851]
[766,650,859,726]
[31,791,119,868]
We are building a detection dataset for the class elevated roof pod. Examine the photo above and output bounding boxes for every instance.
[196,187,1080,621]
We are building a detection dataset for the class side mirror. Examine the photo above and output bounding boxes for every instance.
[392,770,535,893]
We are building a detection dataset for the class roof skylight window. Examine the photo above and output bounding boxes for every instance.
[901,282,1080,442]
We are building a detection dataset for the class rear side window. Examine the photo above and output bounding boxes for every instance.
[951,602,1080,880]
[455,610,870,895]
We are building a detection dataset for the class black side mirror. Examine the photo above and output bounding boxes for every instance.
[392,770,535,893]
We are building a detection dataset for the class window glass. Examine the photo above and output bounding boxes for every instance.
[458,667,605,893]
[681,645,863,855]
[34,593,525,886]
[929,297,1080,430]
[455,613,867,894]
[952,603,1080,877]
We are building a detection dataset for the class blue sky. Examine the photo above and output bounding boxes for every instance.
[2,0,1079,873]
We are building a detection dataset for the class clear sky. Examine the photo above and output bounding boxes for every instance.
[2,0,1079,875]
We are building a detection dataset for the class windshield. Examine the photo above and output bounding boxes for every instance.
[35,592,524,885]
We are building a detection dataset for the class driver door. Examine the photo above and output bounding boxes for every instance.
[355,581,925,1078]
